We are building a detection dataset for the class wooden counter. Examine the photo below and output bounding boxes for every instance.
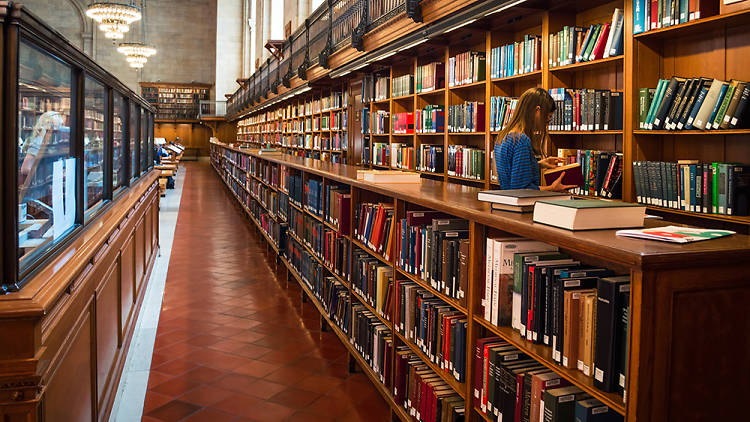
[212,141,750,422]
[0,171,161,422]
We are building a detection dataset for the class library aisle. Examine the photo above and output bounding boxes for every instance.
[141,162,390,422]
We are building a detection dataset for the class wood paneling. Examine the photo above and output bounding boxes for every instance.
[155,123,212,156]
[95,261,120,412]
[120,235,135,339]
[134,219,145,295]
[145,206,153,264]
[43,307,94,422]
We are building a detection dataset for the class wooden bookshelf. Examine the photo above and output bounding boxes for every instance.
[140,82,211,122]
[212,140,750,422]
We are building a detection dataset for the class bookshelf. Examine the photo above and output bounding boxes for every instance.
[211,140,750,422]
[231,0,750,233]
[140,82,211,121]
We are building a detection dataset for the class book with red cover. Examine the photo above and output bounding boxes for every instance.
[543,163,585,187]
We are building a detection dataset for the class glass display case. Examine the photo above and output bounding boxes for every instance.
[2,6,156,291]
[84,76,106,211]
[113,94,125,191]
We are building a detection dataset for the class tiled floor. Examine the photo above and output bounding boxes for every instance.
[141,162,391,422]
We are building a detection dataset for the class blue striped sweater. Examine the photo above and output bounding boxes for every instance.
[495,132,540,190]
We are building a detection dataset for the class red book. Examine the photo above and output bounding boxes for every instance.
[590,22,610,60]
[543,163,585,187]
[651,0,659,29]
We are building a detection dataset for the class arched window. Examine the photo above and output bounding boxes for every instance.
[270,0,284,40]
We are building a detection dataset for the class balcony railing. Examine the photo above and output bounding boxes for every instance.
[199,100,227,118]
[226,0,421,118]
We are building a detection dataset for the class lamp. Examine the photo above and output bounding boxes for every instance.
[85,2,141,40]
[118,42,157,68]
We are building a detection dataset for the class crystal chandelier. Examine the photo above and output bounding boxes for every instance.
[118,43,156,68]
[85,2,141,40]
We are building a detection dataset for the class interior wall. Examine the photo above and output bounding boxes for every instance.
[155,123,212,156]
[20,0,218,98]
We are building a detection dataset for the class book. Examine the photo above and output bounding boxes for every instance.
[543,163,585,187]
[575,398,623,421]
[693,79,727,129]
[478,189,571,207]
[615,225,735,243]
[543,386,588,422]
[357,170,421,184]
[593,276,630,392]
[533,199,646,230]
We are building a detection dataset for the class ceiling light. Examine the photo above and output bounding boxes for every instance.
[86,2,141,40]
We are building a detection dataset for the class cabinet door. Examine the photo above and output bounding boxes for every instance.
[120,235,135,338]
[96,260,120,411]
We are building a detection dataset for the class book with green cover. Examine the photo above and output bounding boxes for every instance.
[645,79,667,128]
[712,80,739,129]
[582,24,601,61]
[638,88,651,128]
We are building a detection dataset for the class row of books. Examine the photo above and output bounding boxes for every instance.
[416,144,445,174]
[548,89,623,131]
[557,149,624,199]
[490,35,542,79]
[313,274,350,334]
[391,143,415,170]
[250,179,279,216]
[355,202,396,260]
[416,62,445,93]
[362,107,371,134]
[322,230,349,277]
[416,105,445,134]
[549,9,623,69]
[448,51,486,87]
[392,112,416,134]
[324,132,347,151]
[633,160,750,216]
[394,347,465,421]
[352,305,392,386]
[633,0,717,35]
[639,77,750,130]
[372,110,389,134]
[324,184,350,233]
[393,74,414,98]
[474,337,623,422]
[447,101,486,133]
[489,96,518,132]
[447,145,485,180]
[483,238,630,396]
[304,178,324,217]
[352,249,393,320]
[394,279,468,383]
[287,172,303,207]
[321,90,345,111]
[375,75,390,101]
[398,213,469,305]
[372,142,389,166]
[278,192,289,222]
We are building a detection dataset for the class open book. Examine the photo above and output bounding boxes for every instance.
[616,225,735,243]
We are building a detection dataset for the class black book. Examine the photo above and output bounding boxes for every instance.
[594,91,602,130]
[633,161,643,204]
[729,84,750,128]
[543,386,587,422]
[732,165,750,216]
[615,283,630,395]
[502,363,544,422]
[521,256,571,338]
[653,77,685,129]
[670,78,697,129]
[601,91,611,130]
[532,263,576,345]
[595,152,611,196]
[593,275,630,392]
[665,77,693,129]
[677,78,709,129]
[610,91,623,130]
[496,359,537,419]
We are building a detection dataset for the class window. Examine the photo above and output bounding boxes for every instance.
[270,0,284,40]
[130,102,139,179]
[140,107,148,174]
[311,0,324,11]
[148,113,154,168]
[84,76,106,210]
[17,40,76,274]
[113,93,125,190]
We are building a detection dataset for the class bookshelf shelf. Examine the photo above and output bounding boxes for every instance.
[351,237,392,266]
[633,129,750,135]
[491,70,543,83]
[391,94,414,101]
[417,88,447,97]
[416,132,445,136]
[393,330,468,399]
[447,175,485,184]
[549,130,623,135]
[549,55,623,73]
[351,288,391,328]
[646,205,750,226]
[633,8,750,41]
[448,132,486,136]
[473,316,626,416]
[395,267,468,314]
[449,80,487,91]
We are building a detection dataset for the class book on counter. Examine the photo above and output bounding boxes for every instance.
[533,199,646,230]
[356,169,422,184]
[543,163,585,187]
[478,189,571,213]
[616,225,735,243]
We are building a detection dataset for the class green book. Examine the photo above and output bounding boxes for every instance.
[712,80,738,129]
[646,79,667,128]
[638,87,654,128]
[582,25,601,62]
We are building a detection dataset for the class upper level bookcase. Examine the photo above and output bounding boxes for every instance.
[232,0,750,233]
[140,82,211,122]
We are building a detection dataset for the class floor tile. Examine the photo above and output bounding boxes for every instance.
[144,399,200,421]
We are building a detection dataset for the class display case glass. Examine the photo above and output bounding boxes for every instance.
[130,102,139,179]
[84,76,106,210]
[17,40,76,275]
[140,107,148,173]
[113,93,125,190]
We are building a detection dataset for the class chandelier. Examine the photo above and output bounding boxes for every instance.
[117,43,156,68]
[86,2,141,39]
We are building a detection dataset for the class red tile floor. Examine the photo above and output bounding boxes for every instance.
[142,162,391,422]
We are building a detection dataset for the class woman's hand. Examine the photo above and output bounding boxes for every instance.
[538,156,565,169]
[540,171,577,192]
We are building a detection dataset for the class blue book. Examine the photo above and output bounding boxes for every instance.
[633,0,645,34]
[705,84,728,129]
[685,86,709,129]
